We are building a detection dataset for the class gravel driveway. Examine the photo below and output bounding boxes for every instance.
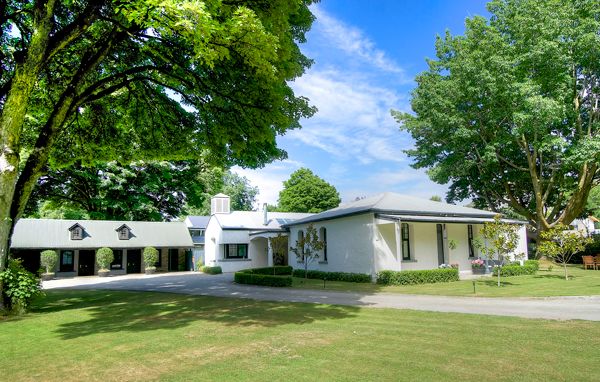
[43,272,600,321]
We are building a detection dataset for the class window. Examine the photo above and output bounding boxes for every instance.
[60,250,74,272]
[225,244,248,259]
[467,225,475,258]
[118,228,129,240]
[298,230,304,254]
[189,229,205,237]
[320,227,327,262]
[71,227,82,240]
[401,223,411,260]
[111,250,123,269]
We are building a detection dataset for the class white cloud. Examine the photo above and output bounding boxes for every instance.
[312,6,407,78]
[290,69,411,164]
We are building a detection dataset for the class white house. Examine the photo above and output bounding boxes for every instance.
[199,194,312,273]
[199,192,528,276]
[284,193,528,277]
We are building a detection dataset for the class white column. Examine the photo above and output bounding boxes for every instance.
[267,238,273,267]
[394,221,402,272]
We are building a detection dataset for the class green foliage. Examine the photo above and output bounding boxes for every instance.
[268,234,289,265]
[492,264,538,277]
[143,247,159,269]
[40,250,58,274]
[393,0,600,232]
[377,268,460,286]
[0,259,42,314]
[186,170,258,215]
[290,223,325,277]
[242,266,293,275]
[538,224,593,280]
[278,168,340,213]
[96,248,114,271]
[200,266,222,275]
[234,270,292,287]
[26,160,222,221]
[292,270,372,283]
[524,260,540,271]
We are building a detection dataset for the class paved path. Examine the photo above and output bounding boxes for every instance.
[43,272,600,321]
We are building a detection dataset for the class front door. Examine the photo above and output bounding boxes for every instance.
[126,249,142,273]
[436,224,445,265]
[78,250,95,276]
[168,249,179,271]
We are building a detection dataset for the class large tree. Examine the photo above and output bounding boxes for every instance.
[187,170,258,214]
[278,168,340,213]
[394,0,600,236]
[25,160,223,221]
[0,0,316,307]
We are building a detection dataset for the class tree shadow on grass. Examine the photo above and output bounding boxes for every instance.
[533,274,574,280]
[32,289,360,340]
[477,280,516,287]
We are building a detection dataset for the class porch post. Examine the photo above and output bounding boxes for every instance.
[267,238,273,267]
[394,220,402,272]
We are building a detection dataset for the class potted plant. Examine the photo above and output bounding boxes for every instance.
[40,250,58,281]
[143,247,159,275]
[96,247,114,277]
[471,258,486,275]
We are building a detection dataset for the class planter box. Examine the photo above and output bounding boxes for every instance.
[98,270,110,277]
[41,273,55,281]
[471,267,486,275]
[145,268,156,275]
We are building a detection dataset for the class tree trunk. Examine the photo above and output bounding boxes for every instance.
[564,262,568,281]
[0,0,58,310]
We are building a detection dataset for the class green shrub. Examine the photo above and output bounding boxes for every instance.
[524,259,539,271]
[234,272,292,287]
[96,247,114,271]
[377,268,459,285]
[244,266,293,275]
[292,269,371,283]
[201,266,222,275]
[40,250,58,274]
[143,247,159,269]
[492,264,537,277]
[0,259,43,314]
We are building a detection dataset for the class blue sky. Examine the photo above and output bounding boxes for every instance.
[233,1,490,206]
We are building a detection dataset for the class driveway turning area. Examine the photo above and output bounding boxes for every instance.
[43,272,600,321]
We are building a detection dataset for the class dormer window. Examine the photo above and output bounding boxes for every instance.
[68,224,84,240]
[116,224,131,240]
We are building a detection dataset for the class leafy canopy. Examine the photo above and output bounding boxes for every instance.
[278,168,340,213]
[393,0,600,234]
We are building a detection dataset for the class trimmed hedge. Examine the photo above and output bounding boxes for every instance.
[524,260,539,271]
[234,272,292,287]
[242,266,293,275]
[492,264,537,277]
[377,268,459,285]
[200,266,222,275]
[292,269,372,283]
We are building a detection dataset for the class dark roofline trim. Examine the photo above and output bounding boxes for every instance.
[68,223,84,231]
[248,229,289,236]
[282,208,499,227]
[115,224,132,231]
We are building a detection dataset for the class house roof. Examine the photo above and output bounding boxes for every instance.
[11,219,194,249]
[184,216,210,229]
[211,211,313,230]
[284,192,501,226]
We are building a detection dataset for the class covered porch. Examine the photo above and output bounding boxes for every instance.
[248,229,290,268]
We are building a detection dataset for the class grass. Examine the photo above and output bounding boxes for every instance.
[1,290,599,382]
[292,263,600,297]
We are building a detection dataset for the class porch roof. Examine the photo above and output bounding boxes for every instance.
[375,214,526,225]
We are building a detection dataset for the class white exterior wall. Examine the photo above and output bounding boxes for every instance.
[288,214,375,276]
[203,218,269,272]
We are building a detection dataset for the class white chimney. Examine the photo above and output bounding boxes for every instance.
[211,193,231,215]
[263,203,268,225]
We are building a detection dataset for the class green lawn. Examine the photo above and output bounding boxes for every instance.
[292,264,600,297]
[1,290,599,381]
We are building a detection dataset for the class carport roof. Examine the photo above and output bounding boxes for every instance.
[11,219,194,249]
